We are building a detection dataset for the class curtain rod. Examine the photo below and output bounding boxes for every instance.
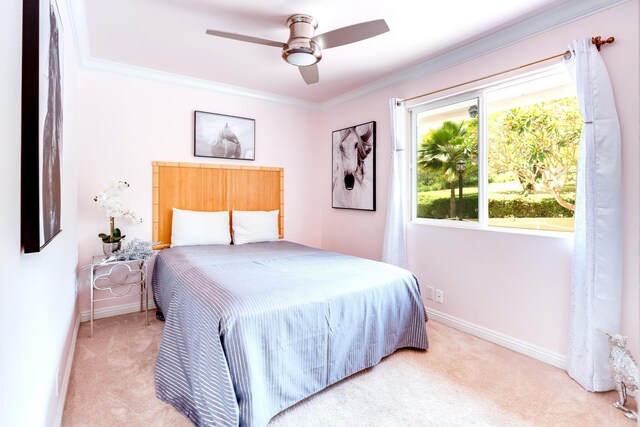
[396,36,615,106]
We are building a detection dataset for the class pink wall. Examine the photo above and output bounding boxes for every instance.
[319,1,639,358]
[0,0,80,424]
[74,71,323,313]
[2,2,635,424]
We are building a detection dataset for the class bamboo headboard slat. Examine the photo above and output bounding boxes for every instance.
[152,161,284,246]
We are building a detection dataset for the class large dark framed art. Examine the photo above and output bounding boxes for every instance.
[332,121,376,211]
[194,111,256,160]
[21,0,64,253]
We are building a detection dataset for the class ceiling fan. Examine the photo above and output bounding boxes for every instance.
[206,14,389,85]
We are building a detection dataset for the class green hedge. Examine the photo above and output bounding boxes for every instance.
[418,194,479,219]
[417,192,574,219]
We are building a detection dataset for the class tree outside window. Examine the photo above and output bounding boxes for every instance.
[413,69,581,233]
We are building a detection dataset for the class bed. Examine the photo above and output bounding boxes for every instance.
[151,162,428,427]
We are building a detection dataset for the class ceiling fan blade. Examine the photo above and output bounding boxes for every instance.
[312,19,389,50]
[299,64,319,85]
[206,29,284,48]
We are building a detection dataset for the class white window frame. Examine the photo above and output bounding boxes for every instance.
[409,65,574,237]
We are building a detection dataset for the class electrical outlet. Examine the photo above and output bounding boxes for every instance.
[426,286,435,300]
[435,289,444,304]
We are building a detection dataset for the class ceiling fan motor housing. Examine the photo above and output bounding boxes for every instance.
[282,14,322,66]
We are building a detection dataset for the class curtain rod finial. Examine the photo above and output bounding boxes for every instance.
[592,36,615,51]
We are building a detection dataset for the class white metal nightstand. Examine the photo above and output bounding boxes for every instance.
[89,255,149,337]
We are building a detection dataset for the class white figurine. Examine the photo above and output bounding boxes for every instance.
[608,333,639,420]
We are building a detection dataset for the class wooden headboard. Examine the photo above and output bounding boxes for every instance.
[152,161,284,246]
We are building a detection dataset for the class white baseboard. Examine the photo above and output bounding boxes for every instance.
[80,300,157,323]
[426,308,567,369]
[54,313,80,427]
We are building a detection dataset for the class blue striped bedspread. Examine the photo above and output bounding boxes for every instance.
[152,241,428,426]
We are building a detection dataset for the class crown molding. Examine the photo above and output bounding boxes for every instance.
[66,0,320,110]
[80,57,321,110]
[67,0,627,111]
[65,0,90,66]
[319,0,628,109]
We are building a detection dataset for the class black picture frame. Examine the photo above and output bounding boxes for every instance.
[332,121,376,211]
[194,110,255,160]
[21,0,64,253]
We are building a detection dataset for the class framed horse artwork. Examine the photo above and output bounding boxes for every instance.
[21,0,64,253]
[194,110,255,161]
[332,121,376,211]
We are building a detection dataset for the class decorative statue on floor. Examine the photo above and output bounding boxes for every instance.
[608,333,639,420]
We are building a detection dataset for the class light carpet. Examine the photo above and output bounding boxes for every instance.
[62,311,634,426]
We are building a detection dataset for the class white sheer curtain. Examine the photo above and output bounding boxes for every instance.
[564,38,622,391]
[382,98,408,268]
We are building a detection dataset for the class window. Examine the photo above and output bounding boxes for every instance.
[412,67,581,233]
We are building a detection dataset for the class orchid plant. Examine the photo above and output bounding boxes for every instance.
[94,181,142,244]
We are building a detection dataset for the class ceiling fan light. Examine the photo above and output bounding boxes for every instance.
[282,39,321,67]
[286,52,317,66]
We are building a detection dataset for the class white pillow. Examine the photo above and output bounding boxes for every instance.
[232,210,279,245]
[171,208,231,247]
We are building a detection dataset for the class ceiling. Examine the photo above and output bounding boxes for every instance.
[76,0,607,105]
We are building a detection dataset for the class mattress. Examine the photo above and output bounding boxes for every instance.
[152,241,428,426]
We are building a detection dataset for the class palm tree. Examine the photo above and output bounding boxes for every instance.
[417,121,476,218]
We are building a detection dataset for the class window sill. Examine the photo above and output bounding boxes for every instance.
[409,218,574,239]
